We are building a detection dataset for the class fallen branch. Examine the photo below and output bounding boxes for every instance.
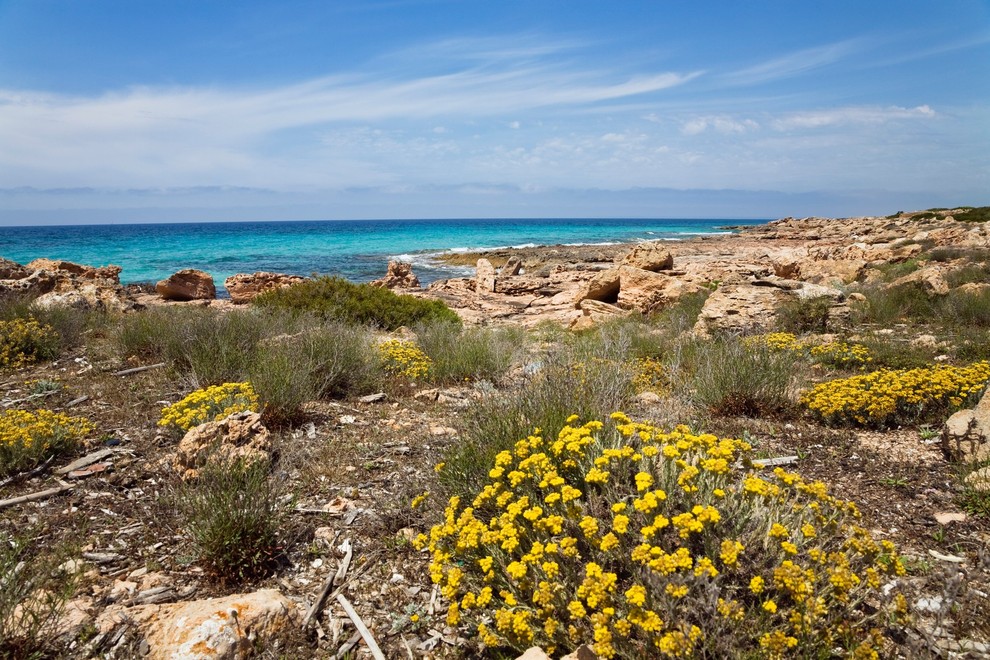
[65,395,90,408]
[111,363,166,377]
[335,594,386,660]
[0,454,55,488]
[0,483,74,510]
[56,448,115,475]
[302,539,352,629]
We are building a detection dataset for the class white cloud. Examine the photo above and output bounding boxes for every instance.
[771,105,936,130]
[681,115,759,135]
[722,39,865,86]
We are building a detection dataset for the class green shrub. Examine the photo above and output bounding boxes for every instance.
[941,287,990,328]
[0,409,93,477]
[158,382,259,433]
[420,415,910,658]
[869,258,922,283]
[0,531,78,658]
[174,458,287,583]
[954,206,990,223]
[254,276,460,330]
[775,296,834,334]
[650,290,710,336]
[854,283,935,326]
[684,338,797,417]
[0,318,60,368]
[945,262,990,287]
[855,336,935,370]
[415,321,526,384]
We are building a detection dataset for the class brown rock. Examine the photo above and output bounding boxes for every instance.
[942,388,990,464]
[0,257,30,280]
[476,259,496,293]
[499,257,523,277]
[173,411,271,480]
[620,242,673,271]
[888,266,949,296]
[369,261,420,290]
[26,259,122,283]
[95,589,296,660]
[574,268,620,306]
[156,269,216,301]
[616,266,705,313]
[224,272,306,303]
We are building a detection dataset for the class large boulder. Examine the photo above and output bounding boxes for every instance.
[615,266,704,313]
[573,268,620,306]
[95,589,297,660]
[693,278,846,337]
[156,269,216,301]
[476,259,497,294]
[25,259,122,283]
[942,389,990,464]
[224,272,307,304]
[1,258,132,309]
[173,411,271,480]
[369,261,420,290]
[569,298,634,330]
[887,266,950,296]
[620,242,674,272]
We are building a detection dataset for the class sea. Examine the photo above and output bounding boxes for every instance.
[0,218,767,295]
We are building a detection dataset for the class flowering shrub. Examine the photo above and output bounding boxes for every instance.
[631,357,667,395]
[747,333,872,369]
[0,318,59,368]
[800,362,990,428]
[419,414,908,658]
[378,339,431,380]
[746,332,803,353]
[0,409,92,476]
[158,382,259,432]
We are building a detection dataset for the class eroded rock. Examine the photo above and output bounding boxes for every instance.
[942,389,990,464]
[370,261,420,290]
[224,272,306,303]
[156,269,216,301]
[173,411,272,480]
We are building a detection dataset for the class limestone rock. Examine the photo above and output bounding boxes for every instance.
[173,411,271,480]
[693,279,846,337]
[95,589,296,660]
[26,259,122,283]
[888,266,949,296]
[1,258,133,310]
[156,269,216,301]
[224,272,306,303]
[369,261,420,290]
[516,648,552,660]
[942,389,990,464]
[0,257,31,280]
[476,259,496,293]
[499,256,523,277]
[0,269,57,300]
[965,466,990,493]
[574,268,620,306]
[616,266,704,313]
[570,299,633,330]
[620,242,673,272]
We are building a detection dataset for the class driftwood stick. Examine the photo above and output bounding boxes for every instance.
[335,594,386,660]
[302,539,352,629]
[65,395,90,407]
[56,448,114,475]
[0,483,74,510]
[111,362,166,377]
[334,631,362,660]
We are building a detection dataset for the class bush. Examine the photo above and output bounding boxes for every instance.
[800,362,990,428]
[746,333,871,371]
[158,382,259,433]
[941,287,990,328]
[0,531,78,658]
[173,458,287,583]
[854,283,935,326]
[440,348,634,499]
[685,338,797,417]
[378,339,432,380]
[414,321,524,384]
[254,276,460,330]
[954,206,990,223]
[0,318,60,368]
[419,415,909,658]
[0,409,92,477]
[775,296,834,334]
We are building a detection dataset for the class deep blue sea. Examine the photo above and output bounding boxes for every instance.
[0,218,766,294]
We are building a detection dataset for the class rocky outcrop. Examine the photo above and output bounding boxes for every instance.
[95,589,297,660]
[0,257,133,311]
[887,266,950,296]
[620,242,674,272]
[369,261,420,290]
[476,259,497,293]
[570,299,634,331]
[224,272,306,303]
[693,278,846,337]
[616,266,704,313]
[156,269,216,301]
[942,389,990,464]
[173,411,272,480]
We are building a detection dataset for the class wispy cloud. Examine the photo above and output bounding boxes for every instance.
[681,115,759,135]
[722,39,865,86]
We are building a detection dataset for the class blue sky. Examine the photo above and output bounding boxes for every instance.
[0,0,988,224]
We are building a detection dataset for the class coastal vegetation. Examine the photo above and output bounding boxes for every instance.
[2,209,990,657]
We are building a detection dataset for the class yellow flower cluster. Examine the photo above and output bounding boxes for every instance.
[0,408,92,476]
[0,318,59,368]
[158,382,259,432]
[800,361,990,428]
[747,333,871,369]
[419,414,907,658]
[378,339,431,380]
[631,357,667,395]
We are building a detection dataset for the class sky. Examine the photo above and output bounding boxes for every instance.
[0,0,988,224]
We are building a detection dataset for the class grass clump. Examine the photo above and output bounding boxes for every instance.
[0,532,78,658]
[954,206,990,223]
[0,409,92,477]
[775,296,836,334]
[800,362,990,428]
[173,458,287,584]
[254,276,460,330]
[414,321,525,384]
[419,414,910,658]
[684,337,797,417]
[0,318,60,368]
[158,382,259,433]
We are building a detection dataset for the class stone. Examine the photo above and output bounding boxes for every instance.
[941,389,990,464]
[516,648,552,660]
[224,272,306,304]
[476,259,496,293]
[771,257,801,279]
[616,266,705,313]
[499,257,523,277]
[933,512,967,525]
[693,282,789,336]
[156,269,216,301]
[619,242,673,271]
[562,646,599,660]
[574,268,620,306]
[965,466,990,493]
[173,411,272,480]
[95,589,296,660]
[369,261,420,289]
[888,266,949,296]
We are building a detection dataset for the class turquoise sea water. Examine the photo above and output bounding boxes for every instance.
[1,218,766,294]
